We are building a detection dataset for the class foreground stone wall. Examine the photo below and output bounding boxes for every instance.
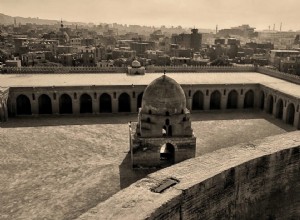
[0,87,9,122]
[77,131,300,220]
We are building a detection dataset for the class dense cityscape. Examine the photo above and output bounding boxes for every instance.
[1,13,300,75]
[1,0,300,218]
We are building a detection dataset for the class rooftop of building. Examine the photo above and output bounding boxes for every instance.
[1,72,300,98]
[270,49,300,53]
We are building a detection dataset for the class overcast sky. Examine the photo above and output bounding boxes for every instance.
[1,0,300,31]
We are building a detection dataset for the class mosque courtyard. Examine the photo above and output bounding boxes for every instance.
[0,111,296,220]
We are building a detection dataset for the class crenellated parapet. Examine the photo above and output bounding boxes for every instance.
[0,87,9,122]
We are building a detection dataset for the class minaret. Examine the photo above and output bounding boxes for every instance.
[280,22,282,32]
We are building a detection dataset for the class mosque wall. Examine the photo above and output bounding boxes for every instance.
[5,83,300,129]
[77,131,300,220]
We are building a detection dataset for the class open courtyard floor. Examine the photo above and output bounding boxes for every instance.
[0,111,296,220]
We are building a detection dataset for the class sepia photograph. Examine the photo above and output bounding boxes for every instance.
[0,0,299,219]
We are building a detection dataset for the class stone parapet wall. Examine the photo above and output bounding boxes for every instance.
[1,65,256,74]
[257,66,300,85]
[77,131,300,220]
[146,65,256,73]
[1,66,127,74]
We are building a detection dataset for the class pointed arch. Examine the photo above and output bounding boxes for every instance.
[210,90,221,110]
[80,93,93,113]
[244,90,254,108]
[259,91,265,110]
[192,90,204,110]
[59,94,73,114]
[266,95,274,114]
[275,99,284,119]
[16,94,31,115]
[286,103,295,125]
[99,93,112,113]
[118,92,131,112]
[160,143,175,165]
[227,90,238,109]
[38,94,52,114]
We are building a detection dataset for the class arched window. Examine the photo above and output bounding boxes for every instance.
[166,119,170,125]
[166,111,170,116]
[16,94,31,115]
[38,94,52,114]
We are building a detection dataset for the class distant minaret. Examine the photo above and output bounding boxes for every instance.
[216,24,218,34]
[61,19,64,28]
[280,22,282,32]
[14,18,17,27]
[273,24,275,31]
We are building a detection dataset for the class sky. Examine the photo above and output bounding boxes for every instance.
[1,0,300,31]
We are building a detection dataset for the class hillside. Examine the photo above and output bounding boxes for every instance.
[0,13,86,26]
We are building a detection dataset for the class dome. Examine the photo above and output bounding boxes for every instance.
[132,60,141,68]
[141,75,186,115]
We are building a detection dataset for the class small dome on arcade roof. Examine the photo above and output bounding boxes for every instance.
[132,59,141,68]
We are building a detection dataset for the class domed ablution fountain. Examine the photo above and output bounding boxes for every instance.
[130,74,196,168]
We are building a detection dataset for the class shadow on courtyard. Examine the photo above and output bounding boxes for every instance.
[119,153,154,189]
[0,110,296,132]
[0,113,137,128]
[191,109,296,132]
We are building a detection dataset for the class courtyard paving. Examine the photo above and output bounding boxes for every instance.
[0,111,296,220]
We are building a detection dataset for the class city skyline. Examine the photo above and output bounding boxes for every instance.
[1,0,300,31]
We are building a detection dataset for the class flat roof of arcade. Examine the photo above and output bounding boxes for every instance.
[0,72,300,98]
